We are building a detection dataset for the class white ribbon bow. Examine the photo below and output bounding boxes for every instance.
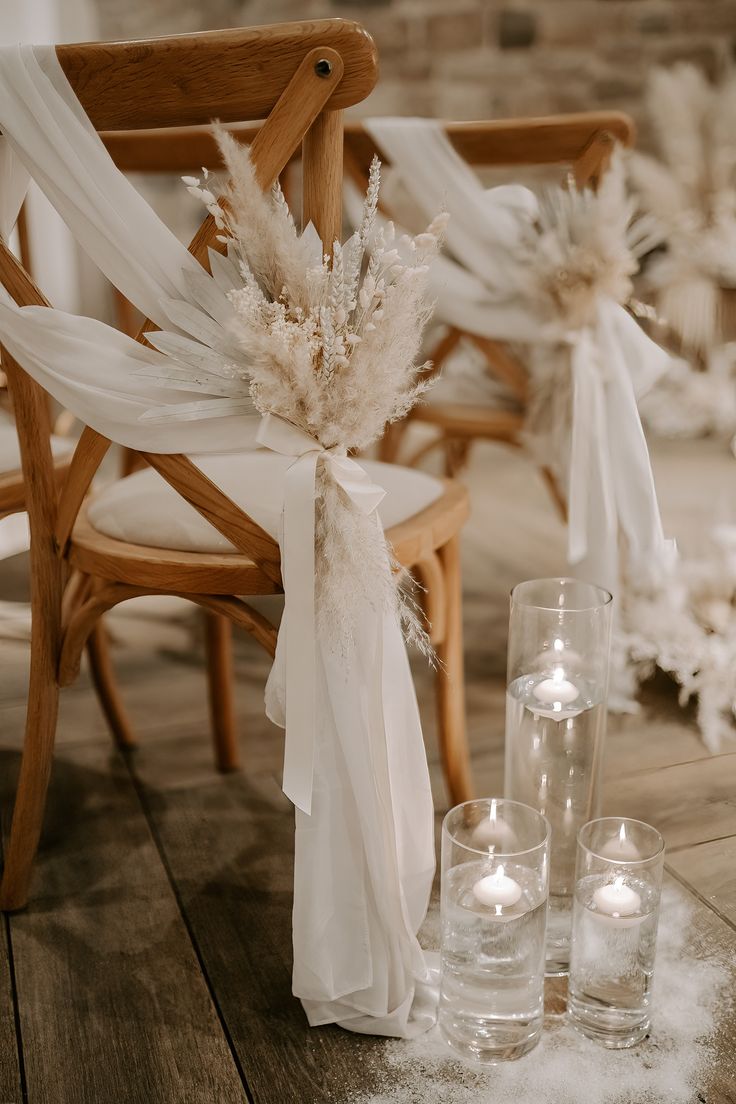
[256,412,387,816]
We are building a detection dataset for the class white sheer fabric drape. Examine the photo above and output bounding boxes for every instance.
[0,45,436,1037]
[363,118,668,600]
[0,0,99,313]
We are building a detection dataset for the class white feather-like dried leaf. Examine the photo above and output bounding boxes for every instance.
[157,297,241,356]
[139,397,255,423]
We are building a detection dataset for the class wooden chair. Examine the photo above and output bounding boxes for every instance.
[344,113,635,496]
[0,20,472,912]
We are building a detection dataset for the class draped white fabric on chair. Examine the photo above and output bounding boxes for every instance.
[362,118,669,602]
[0,45,436,1038]
[0,0,98,312]
[0,0,98,561]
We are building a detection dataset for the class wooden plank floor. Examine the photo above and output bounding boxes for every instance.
[0,436,735,1103]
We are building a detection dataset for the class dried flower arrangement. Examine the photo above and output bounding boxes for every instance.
[521,154,646,333]
[628,64,736,360]
[620,536,736,752]
[138,132,446,651]
[507,152,658,475]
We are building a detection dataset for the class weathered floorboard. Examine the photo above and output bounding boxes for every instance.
[1,742,248,1104]
[596,752,736,851]
[128,733,388,1104]
[667,836,736,928]
[0,916,22,1104]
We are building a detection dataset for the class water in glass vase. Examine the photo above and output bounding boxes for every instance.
[568,873,659,1047]
[439,859,547,1064]
[504,673,606,975]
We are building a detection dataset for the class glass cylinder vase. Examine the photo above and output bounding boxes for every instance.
[568,817,665,1047]
[504,577,612,976]
[439,799,550,1064]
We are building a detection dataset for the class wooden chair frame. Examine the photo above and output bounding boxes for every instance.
[0,21,472,912]
[343,112,635,494]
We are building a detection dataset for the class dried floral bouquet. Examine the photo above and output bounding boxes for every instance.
[139,131,446,651]
[504,153,659,478]
[627,64,736,440]
[628,64,736,360]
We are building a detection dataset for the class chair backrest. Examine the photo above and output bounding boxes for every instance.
[344,111,635,191]
[0,20,378,585]
[101,124,259,175]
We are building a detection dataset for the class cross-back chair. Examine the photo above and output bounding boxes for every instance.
[0,21,472,912]
[344,113,635,502]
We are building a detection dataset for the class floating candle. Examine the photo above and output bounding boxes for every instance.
[593,875,641,918]
[533,673,579,706]
[599,823,641,862]
[472,864,523,908]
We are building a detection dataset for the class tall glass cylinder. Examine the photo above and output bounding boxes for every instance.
[568,817,665,1047]
[439,799,550,1064]
[504,577,612,975]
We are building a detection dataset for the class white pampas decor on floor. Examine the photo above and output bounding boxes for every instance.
[620,534,736,752]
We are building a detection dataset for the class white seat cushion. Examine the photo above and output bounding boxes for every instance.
[0,413,74,474]
[86,450,444,554]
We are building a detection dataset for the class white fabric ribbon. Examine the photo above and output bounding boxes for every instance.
[565,302,667,597]
[567,325,618,569]
[256,413,386,815]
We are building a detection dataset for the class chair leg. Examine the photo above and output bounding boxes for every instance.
[435,534,473,806]
[0,597,60,912]
[204,612,240,772]
[86,621,136,750]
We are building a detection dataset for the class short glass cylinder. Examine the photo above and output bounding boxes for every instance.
[439,798,550,1065]
[567,817,665,1048]
[504,577,613,976]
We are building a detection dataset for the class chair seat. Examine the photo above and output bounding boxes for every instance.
[0,414,73,475]
[87,450,446,554]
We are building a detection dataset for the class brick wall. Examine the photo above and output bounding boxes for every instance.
[93,0,736,146]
